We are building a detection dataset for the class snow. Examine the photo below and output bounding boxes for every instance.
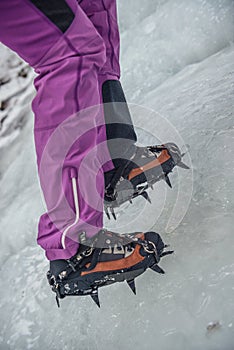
[0,1,234,349]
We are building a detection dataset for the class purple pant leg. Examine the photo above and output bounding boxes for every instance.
[78,0,121,172]
[78,0,120,85]
[0,0,108,260]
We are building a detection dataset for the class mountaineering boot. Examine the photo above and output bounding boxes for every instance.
[104,142,189,219]
[47,229,173,307]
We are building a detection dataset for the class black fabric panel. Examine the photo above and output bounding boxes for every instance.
[102,80,137,143]
[30,0,75,33]
[102,80,137,166]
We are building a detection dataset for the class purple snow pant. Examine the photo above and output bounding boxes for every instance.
[0,0,121,260]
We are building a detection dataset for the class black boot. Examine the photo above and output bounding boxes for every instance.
[104,142,189,219]
[47,229,173,307]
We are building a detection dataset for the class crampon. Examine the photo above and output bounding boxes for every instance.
[104,142,189,219]
[47,230,173,307]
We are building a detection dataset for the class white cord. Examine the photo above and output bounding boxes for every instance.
[61,177,80,249]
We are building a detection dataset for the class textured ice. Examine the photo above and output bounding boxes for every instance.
[0,1,234,349]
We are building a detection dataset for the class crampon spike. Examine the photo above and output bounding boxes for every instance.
[55,295,60,308]
[177,161,190,170]
[110,207,116,220]
[141,191,152,204]
[105,207,110,220]
[127,279,136,295]
[91,290,100,308]
[150,264,165,274]
[160,250,174,257]
[164,175,172,188]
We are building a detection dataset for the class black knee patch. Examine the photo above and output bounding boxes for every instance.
[30,0,75,33]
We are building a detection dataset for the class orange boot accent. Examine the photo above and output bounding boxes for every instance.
[81,245,145,276]
[128,149,170,181]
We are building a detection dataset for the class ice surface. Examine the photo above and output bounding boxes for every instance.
[0,1,234,349]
